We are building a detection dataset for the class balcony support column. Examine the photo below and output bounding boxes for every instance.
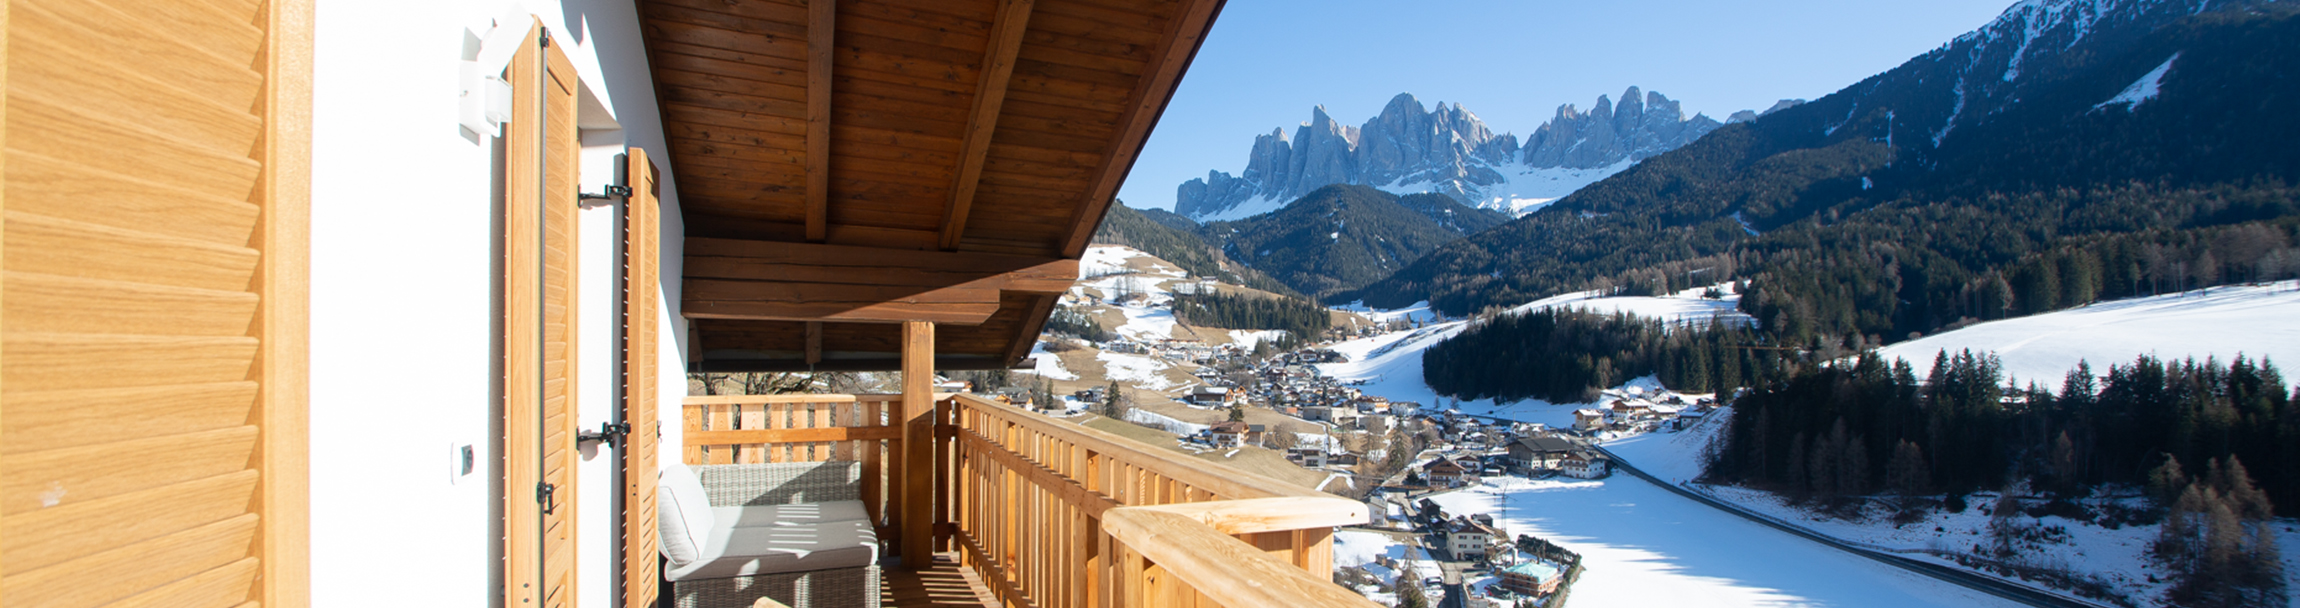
[901,320,936,569]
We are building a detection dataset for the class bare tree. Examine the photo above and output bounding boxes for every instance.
[1269,424,1301,451]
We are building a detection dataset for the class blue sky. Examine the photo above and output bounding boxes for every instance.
[1115,0,2021,211]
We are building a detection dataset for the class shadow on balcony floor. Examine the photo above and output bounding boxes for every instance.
[884,553,998,608]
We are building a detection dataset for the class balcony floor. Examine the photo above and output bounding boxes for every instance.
[884,553,998,608]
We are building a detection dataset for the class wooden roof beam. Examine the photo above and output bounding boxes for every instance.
[1058,0,1225,257]
[681,237,1077,324]
[806,0,836,242]
[938,0,1037,251]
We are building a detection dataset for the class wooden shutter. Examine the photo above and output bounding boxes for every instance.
[505,20,582,608]
[0,0,311,606]
[618,148,662,608]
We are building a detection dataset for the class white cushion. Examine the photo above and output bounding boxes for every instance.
[664,519,879,581]
[657,464,716,566]
[712,500,870,529]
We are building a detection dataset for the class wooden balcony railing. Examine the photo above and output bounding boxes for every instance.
[682,393,1379,608]
[945,394,1375,608]
[681,393,918,536]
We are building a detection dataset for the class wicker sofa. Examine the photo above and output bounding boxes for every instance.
[658,461,882,608]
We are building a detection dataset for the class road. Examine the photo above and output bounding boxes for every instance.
[1594,445,2110,608]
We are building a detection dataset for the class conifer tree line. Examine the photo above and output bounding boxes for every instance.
[1709,351,2300,515]
[1738,214,2300,347]
[1423,308,1795,403]
[1043,307,1116,342]
[1168,292,1332,339]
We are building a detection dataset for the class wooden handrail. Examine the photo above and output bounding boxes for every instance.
[1130,497,1366,535]
[677,392,1377,606]
[682,393,915,405]
[946,393,1373,607]
[949,393,1325,501]
[1103,506,1382,608]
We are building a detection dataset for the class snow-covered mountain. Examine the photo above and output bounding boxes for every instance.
[1174,89,1760,221]
[1812,0,2255,159]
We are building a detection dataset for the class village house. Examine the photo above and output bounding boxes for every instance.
[1610,398,1655,421]
[1573,408,1612,432]
[1561,453,1612,479]
[1445,518,1501,560]
[1507,435,1580,473]
[1189,385,1233,406]
[1498,560,1566,597]
[1289,446,1330,468]
[1673,409,1709,431]
[1209,421,1249,448]
[1390,401,1423,417]
[1423,458,1469,487]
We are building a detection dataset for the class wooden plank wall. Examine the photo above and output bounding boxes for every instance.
[0,0,311,605]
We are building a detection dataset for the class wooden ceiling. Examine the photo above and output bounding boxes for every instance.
[639,0,1224,371]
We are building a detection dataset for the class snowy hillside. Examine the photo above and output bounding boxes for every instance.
[1877,283,2300,382]
[1318,285,1750,426]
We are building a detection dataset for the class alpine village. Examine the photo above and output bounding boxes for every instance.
[2,1,2298,608]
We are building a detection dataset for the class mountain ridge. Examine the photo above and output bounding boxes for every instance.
[1352,0,2300,346]
[1185,185,1507,299]
[1175,89,1752,221]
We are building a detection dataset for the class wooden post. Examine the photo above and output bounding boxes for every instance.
[902,320,935,569]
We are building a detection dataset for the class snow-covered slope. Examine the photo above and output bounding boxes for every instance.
[1423,477,2024,607]
[1318,285,1751,425]
[1507,283,1754,327]
[1877,283,2300,383]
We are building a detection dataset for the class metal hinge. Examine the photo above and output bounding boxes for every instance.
[536,482,559,515]
[578,421,634,448]
[539,28,552,48]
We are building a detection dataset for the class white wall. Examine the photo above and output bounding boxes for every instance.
[310,1,686,605]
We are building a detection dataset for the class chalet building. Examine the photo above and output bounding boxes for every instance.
[1674,410,1709,431]
[1507,435,1580,472]
[1209,421,1250,448]
[1189,385,1233,406]
[1561,453,1612,479]
[0,2,1383,608]
[1573,408,1612,432]
[1423,458,1469,487]
[1444,518,1500,559]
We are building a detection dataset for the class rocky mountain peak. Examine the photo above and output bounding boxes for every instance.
[1176,88,1734,221]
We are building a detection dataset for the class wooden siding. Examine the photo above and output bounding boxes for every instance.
[0,0,312,605]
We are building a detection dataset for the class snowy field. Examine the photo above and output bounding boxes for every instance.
[1318,286,1750,427]
[1425,476,2026,607]
[1507,283,1754,327]
[1877,283,2300,383]
[1024,343,1078,380]
[1610,395,2300,605]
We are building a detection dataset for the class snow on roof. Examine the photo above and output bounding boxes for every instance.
[1503,560,1562,581]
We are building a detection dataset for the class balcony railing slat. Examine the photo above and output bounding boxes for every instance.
[683,393,1377,607]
